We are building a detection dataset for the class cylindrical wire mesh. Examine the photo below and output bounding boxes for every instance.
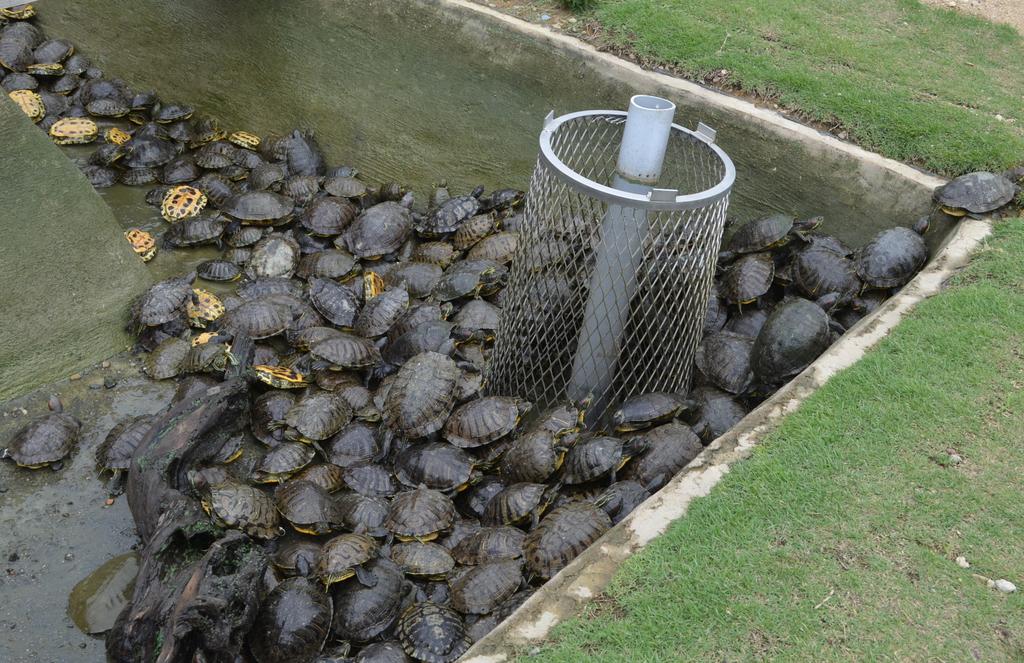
[486,111,734,423]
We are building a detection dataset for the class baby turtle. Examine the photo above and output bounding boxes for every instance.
[254,365,309,390]
[252,442,317,483]
[752,297,832,384]
[275,479,344,535]
[432,259,506,301]
[612,392,690,433]
[385,486,456,542]
[385,352,460,439]
[855,227,928,289]
[411,241,459,268]
[220,298,293,339]
[316,532,379,588]
[449,560,523,615]
[561,434,647,485]
[229,130,261,150]
[3,408,80,469]
[385,262,444,299]
[130,272,195,330]
[444,396,530,448]
[160,184,207,223]
[482,482,559,528]
[524,502,611,580]
[284,389,352,443]
[297,249,359,281]
[185,288,225,329]
[394,442,476,492]
[391,542,456,579]
[345,201,413,259]
[248,577,332,663]
[397,602,471,663]
[124,228,157,262]
[934,171,1017,216]
[622,421,704,492]
[331,557,406,643]
[199,481,283,539]
[8,89,43,122]
[300,197,358,237]
[497,429,570,484]
[96,415,153,491]
[197,259,242,282]
[451,527,525,566]
[695,331,755,395]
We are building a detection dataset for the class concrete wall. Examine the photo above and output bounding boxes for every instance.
[0,97,151,401]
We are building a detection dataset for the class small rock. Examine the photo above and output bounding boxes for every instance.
[89,383,102,391]
[994,579,1017,593]
[569,17,577,23]
[955,555,970,568]
[101,361,111,369]
[949,453,963,465]
[18,407,27,416]
[540,13,551,21]
[64,552,74,562]
[70,373,82,381]
[104,498,115,507]
[103,377,117,389]
[7,553,18,563]
[80,643,88,649]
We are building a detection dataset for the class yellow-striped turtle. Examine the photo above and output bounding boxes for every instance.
[123,228,157,262]
[26,62,63,77]
[161,185,208,223]
[8,90,44,122]
[315,533,379,587]
[253,365,310,389]
[228,130,261,150]
[0,4,36,19]
[49,117,97,145]
[186,288,225,328]
[104,127,132,145]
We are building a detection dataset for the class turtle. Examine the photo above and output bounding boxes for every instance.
[451,527,525,566]
[33,38,74,65]
[450,299,501,343]
[310,333,382,370]
[80,164,118,188]
[48,73,81,95]
[343,463,398,498]
[2,72,39,92]
[160,154,201,184]
[101,126,132,146]
[89,142,127,167]
[25,62,63,77]
[444,397,530,449]
[479,188,526,213]
[0,4,36,20]
[164,214,228,248]
[194,140,238,169]
[273,540,322,578]
[192,171,236,207]
[160,184,208,223]
[411,241,459,268]
[252,391,296,446]
[219,298,293,339]
[689,385,749,443]
[123,228,157,262]
[2,408,80,469]
[528,399,588,439]
[198,480,283,539]
[388,302,447,343]
[247,233,301,279]
[594,480,651,525]
[144,337,190,379]
[622,421,704,492]
[8,89,42,121]
[432,260,506,302]
[345,202,413,259]
[384,352,460,439]
[448,560,523,615]
[221,191,295,226]
[384,262,443,299]
[189,116,227,147]
[284,389,353,443]
[792,246,861,303]
[64,53,92,77]
[290,325,347,351]
[355,286,410,338]
[396,602,471,663]
[394,442,477,493]
[180,340,236,375]
[250,162,288,191]
[385,486,456,542]
[225,222,266,249]
[315,532,379,588]
[855,227,929,289]
[726,213,821,254]
[611,392,691,433]
[451,213,496,251]
[130,272,195,330]
[294,462,347,493]
[300,197,357,237]
[694,331,755,395]
[239,276,305,301]
[321,420,386,468]
[309,277,360,328]
[228,130,261,150]
[391,542,456,579]
[523,502,611,580]
[96,415,153,492]
[935,171,1017,216]
[252,442,317,483]
[122,135,179,169]
[197,258,242,282]
[354,642,411,663]
[561,434,647,485]
[722,252,775,306]
[79,78,129,116]
[336,492,390,536]
[151,101,194,123]
[331,557,406,643]
[752,297,833,384]
[724,306,772,338]
[464,590,533,644]
[248,577,332,663]
[118,167,159,186]
[280,129,326,176]
[48,117,97,144]
[323,175,369,199]
[296,249,359,282]
[0,39,33,73]
[482,482,559,528]
[416,191,482,238]
[496,429,570,484]
[275,479,345,535]
[466,231,520,264]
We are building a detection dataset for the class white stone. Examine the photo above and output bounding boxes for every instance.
[994,579,1017,593]
[955,555,970,568]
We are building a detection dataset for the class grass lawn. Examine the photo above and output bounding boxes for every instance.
[531,217,1024,660]
[581,0,1024,176]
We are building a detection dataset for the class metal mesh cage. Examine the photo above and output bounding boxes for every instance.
[486,109,735,423]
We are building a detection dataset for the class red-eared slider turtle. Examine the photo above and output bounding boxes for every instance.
[416,191,482,238]
[160,184,207,223]
[689,386,748,443]
[96,415,153,489]
[724,306,771,338]
[291,325,347,351]
[479,188,525,213]
[281,129,326,176]
[160,154,201,184]
[239,276,305,301]
[722,252,775,305]
[343,463,398,498]
[385,352,460,439]
[432,259,506,301]
[316,532,378,587]
[497,429,570,484]
[562,434,647,485]
[300,197,357,237]
[449,560,523,615]
[935,171,1017,216]
[695,331,755,395]
[248,577,332,663]
[186,289,225,326]
[122,135,178,169]
[727,213,821,254]
[482,482,559,528]
[220,298,293,339]
[855,226,928,289]
[194,171,236,206]
[310,333,382,370]
[792,246,861,303]
[49,117,97,144]
[324,175,369,199]
[529,399,588,439]
[384,262,443,299]
[0,39,33,73]
[752,297,832,384]
[622,421,704,491]
[151,101,194,123]
[197,258,242,282]
[382,322,456,368]
[331,557,405,643]
[294,462,346,493]
[355,286,410,338]
[3,408,80,469]
[466,231,520,264]
[2,73,39,92]
[397,602,471,663]
[451,213,496,251]
[385,486,456,542]
[450,299,501,342]
[451,527,525,565]
[164,214,227,248]
[336,493,390,535]
[612,392,690,432]
[345,202,413,259]
[252,391,295,446]
[33,38,73,64]
[524,502,611,580]
[198,480,283,539]
[595,480,651,524]
[81,164,118,188]
[180,340,235,375]
[222,191,294,226]
[444,397,530,449]
[297,250,359,281]
[283,390,352,443]
[123,228,157,262]
[411,241,459,268]
[309,277,360,328]
[273,540,322,577]
[275,479,344,535]
[89,143,126,167]
[252,442,317,483]
[250,162,287,191]
[130,272,195,330]
[80,78,129,116]
[8,89,42,121]
[391,542,456,579]
[321,420,385,467]
[225,222,265,248]
[144,337,190,379]
[247,233,301,279]
[394,442,476,493]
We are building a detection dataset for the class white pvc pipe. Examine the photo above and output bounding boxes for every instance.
[567,96,677,420]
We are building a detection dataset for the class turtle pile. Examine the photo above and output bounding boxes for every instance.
[1,4,989,663]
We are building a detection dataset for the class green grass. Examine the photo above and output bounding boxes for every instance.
[583,0,1024,175]
[532,217,1024,661]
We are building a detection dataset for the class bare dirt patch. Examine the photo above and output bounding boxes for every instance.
[919,0,1024,34]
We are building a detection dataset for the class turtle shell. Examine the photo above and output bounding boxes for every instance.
[385,352,460,439]
[385,486,456,542]
[727,213,794,253]
[355,286,410,338]
[122,136,178,168]
[344,202,413,259]
[160,185,207,222]
[316,532,378,587]
[152,101,194,123]
[336,493,390,535]
[245,233,301,279]
[724,307,771,338]
[119,167,159,187]
[394,442,474,492]
[222,191,294,225]
[0,39,33,72]
[331,557,405,643]
[281,129,326,176]
[689,385,748,443]
[96,415,153,472]
[8,89,43,121]
[935,171,1017,214]
[451,527,525,565]
[451,299,501,339]
[467,230,520,264]
[196,258,242,282]
[792,246,861,303]
[294,462,346,493]
[220,298,293,339]
[323,175,369,199]
[695,331,755,395]
[411,241,459,268]
[497,429,566,484]
[391,542,455,579]
[248,577,332,663]
[164,214,227,248]
[343,463,398,498]
[144,337,190,379]
[49,117,97,144]
[432,259,506,302]
[387,302,445,343]
[252,391,295,446]
[449,560,522,615]
[397,602,470,663]
[185,288,225,327]
[524,502,611,580]
[280,174,323,206]
[82,164,118,188]
[5,412,80,468]
[160,154,201,185]
[752,298,832,383]
[252,442,316,483]
[193,172,236,207]
[33,38,73,65]
[417,195,480,237]
[722,252,775,304]
[275,479,344,535]
[596,480,651,525]
[482,482,553,527]
[202,482,282,539]
[384,262,443,299]
[855,227,928,289]
[622,421,704,492]
[2,72,39,92]
[561,435,637,485]
[300,197,357,236]
[309,277,360,328]
[444,397,526,449]
[131,272,195,328]
[612,392,688,432]
[239,277,304,301]
[180,341,233,374]
[322,421,385,467]
[296,249,358,281]
[284,389,353,442]
[451,213,495,250]
[310,333,382,370]
[272,540,321,577]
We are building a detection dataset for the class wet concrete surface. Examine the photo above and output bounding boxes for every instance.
[0,356,174,663]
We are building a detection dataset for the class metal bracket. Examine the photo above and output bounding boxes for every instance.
[543,111,556,129]
[696,122,717,143]
[649,188,679,202]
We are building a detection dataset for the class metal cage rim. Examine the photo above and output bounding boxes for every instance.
[539,109,736,211]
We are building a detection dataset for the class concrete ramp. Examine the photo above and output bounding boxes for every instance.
[0,97,151,400]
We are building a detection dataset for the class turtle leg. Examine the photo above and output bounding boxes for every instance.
[108,469,127,497]
[50,460,64,472]
[355,565,378,588]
